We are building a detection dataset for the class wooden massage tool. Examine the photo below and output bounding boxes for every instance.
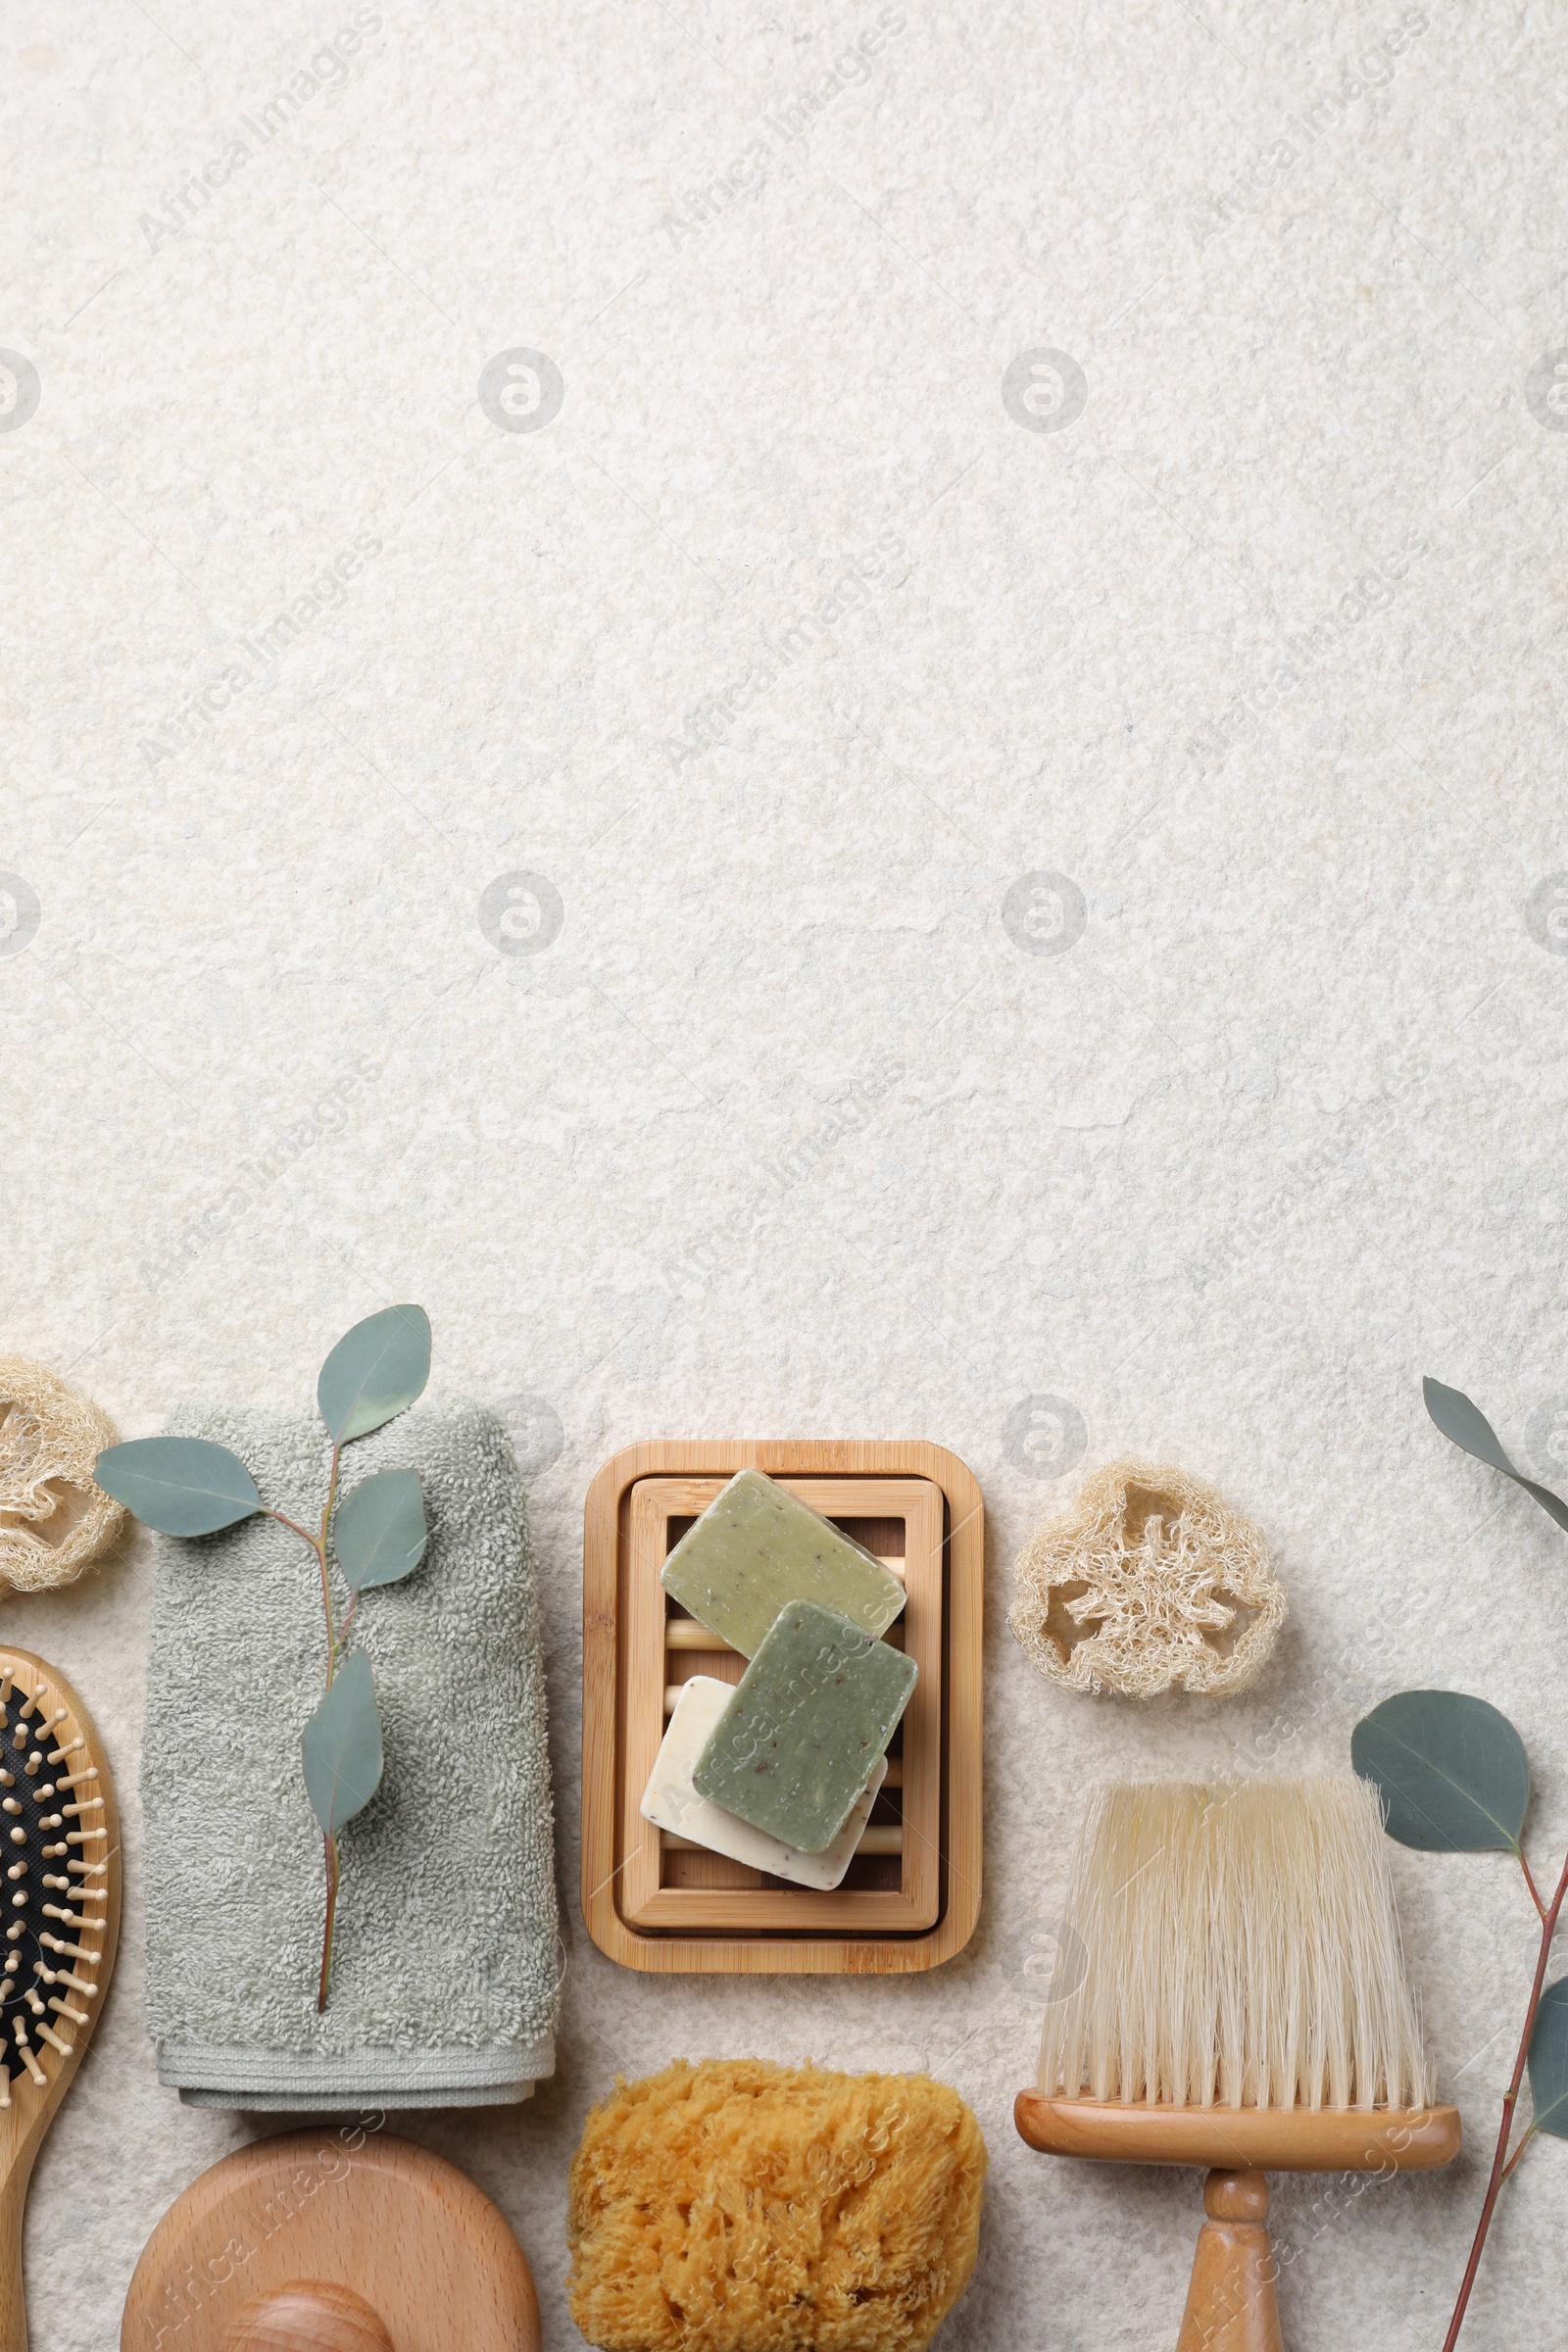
[0,1648,120,2352]
[1013,2094,1461,2351]
[121,2131,541,2352]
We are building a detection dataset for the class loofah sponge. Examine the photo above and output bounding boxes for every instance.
[1009,1457,1285,1699]
[0,1357,124,1591]
[566,2058,987,2352]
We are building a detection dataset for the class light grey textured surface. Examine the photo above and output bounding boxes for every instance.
[143,1397,558,2102]
[2,0,1566,2344]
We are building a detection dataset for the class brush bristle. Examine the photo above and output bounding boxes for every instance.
[0,1657,113,2107]
[1038,1778,1431,2113]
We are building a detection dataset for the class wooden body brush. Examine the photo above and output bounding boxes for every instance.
[0,1648,119,2352]
[1014,1779,1459,2351]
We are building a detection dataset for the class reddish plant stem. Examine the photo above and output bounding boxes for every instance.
[316,1439,345,2004]
[1441,1843,1568,2351]
[268,1451,350,2012]
[266,1507,317,1546]
[322,1440,343,1546]
[314,1540,334,1677]
[316,1832,339,2012]
[320,1440,343,1683]
[266,1501,336,1679]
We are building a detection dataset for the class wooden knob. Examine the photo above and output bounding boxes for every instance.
[222,2281,395,2352]
[1203,2167,1269,2222]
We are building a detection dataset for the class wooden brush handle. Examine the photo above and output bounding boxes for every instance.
[223,2282,394,2352]
[1177,2171,1283,2352]
[0,2157,33,2352]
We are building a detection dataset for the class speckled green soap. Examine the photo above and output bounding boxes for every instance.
[661,1468,906,1657]
[692,1599,918,1851]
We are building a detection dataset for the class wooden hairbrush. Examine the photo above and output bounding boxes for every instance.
[0,1648,119,2352]
[1017,1779,1459,2349]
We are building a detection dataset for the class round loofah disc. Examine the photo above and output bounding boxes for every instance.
[1009,1457,1285,1699]
[0,1356,125,1591]
[566,2058,987,2352]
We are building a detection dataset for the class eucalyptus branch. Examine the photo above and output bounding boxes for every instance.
[1362,1377,1568,2352]
[270,1450,363,2004]
[1439,1844,1568,2352]
[93,1306,433,2014]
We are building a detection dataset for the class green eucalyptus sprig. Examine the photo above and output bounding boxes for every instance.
[95,1305,432,2010]
[1351,1377,1568,2352]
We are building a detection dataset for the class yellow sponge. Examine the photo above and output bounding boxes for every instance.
[566,2058,987,2352]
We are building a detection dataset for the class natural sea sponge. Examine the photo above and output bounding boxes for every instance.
[0,1357,124,1591]
[1009,1458,1285,1699]
[566,2058,987,2352]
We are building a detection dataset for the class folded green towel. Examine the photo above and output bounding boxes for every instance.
[143,1397,559,2109]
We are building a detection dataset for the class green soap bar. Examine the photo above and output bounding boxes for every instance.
[661,1468,906,1657]
[692,1599,917,1852]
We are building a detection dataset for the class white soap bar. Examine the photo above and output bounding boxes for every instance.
[640,1676,886,1890]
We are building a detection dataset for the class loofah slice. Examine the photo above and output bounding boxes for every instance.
[0,1357,125,1591]
[1009,1457,1285,1699]
[566,2058,986,2352]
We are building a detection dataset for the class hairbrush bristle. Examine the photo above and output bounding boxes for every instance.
[1039,1778,1431,2113]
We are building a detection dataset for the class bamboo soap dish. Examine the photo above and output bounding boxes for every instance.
[582,1441,983,1975]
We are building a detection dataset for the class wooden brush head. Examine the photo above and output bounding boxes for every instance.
[0,1650,119,2111]
[0,1647,120,2352]
[1014,2090,1460,2173]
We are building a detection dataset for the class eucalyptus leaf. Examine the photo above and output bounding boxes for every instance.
[1424,1376,1568,1537]
[1352,1690,1529,1852]
[1528,1978,1568,2140]
[93,1436,263,1538]
[333,1467,426,1592]
[317,1305,431,1445]
[301,1650,383,1838]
